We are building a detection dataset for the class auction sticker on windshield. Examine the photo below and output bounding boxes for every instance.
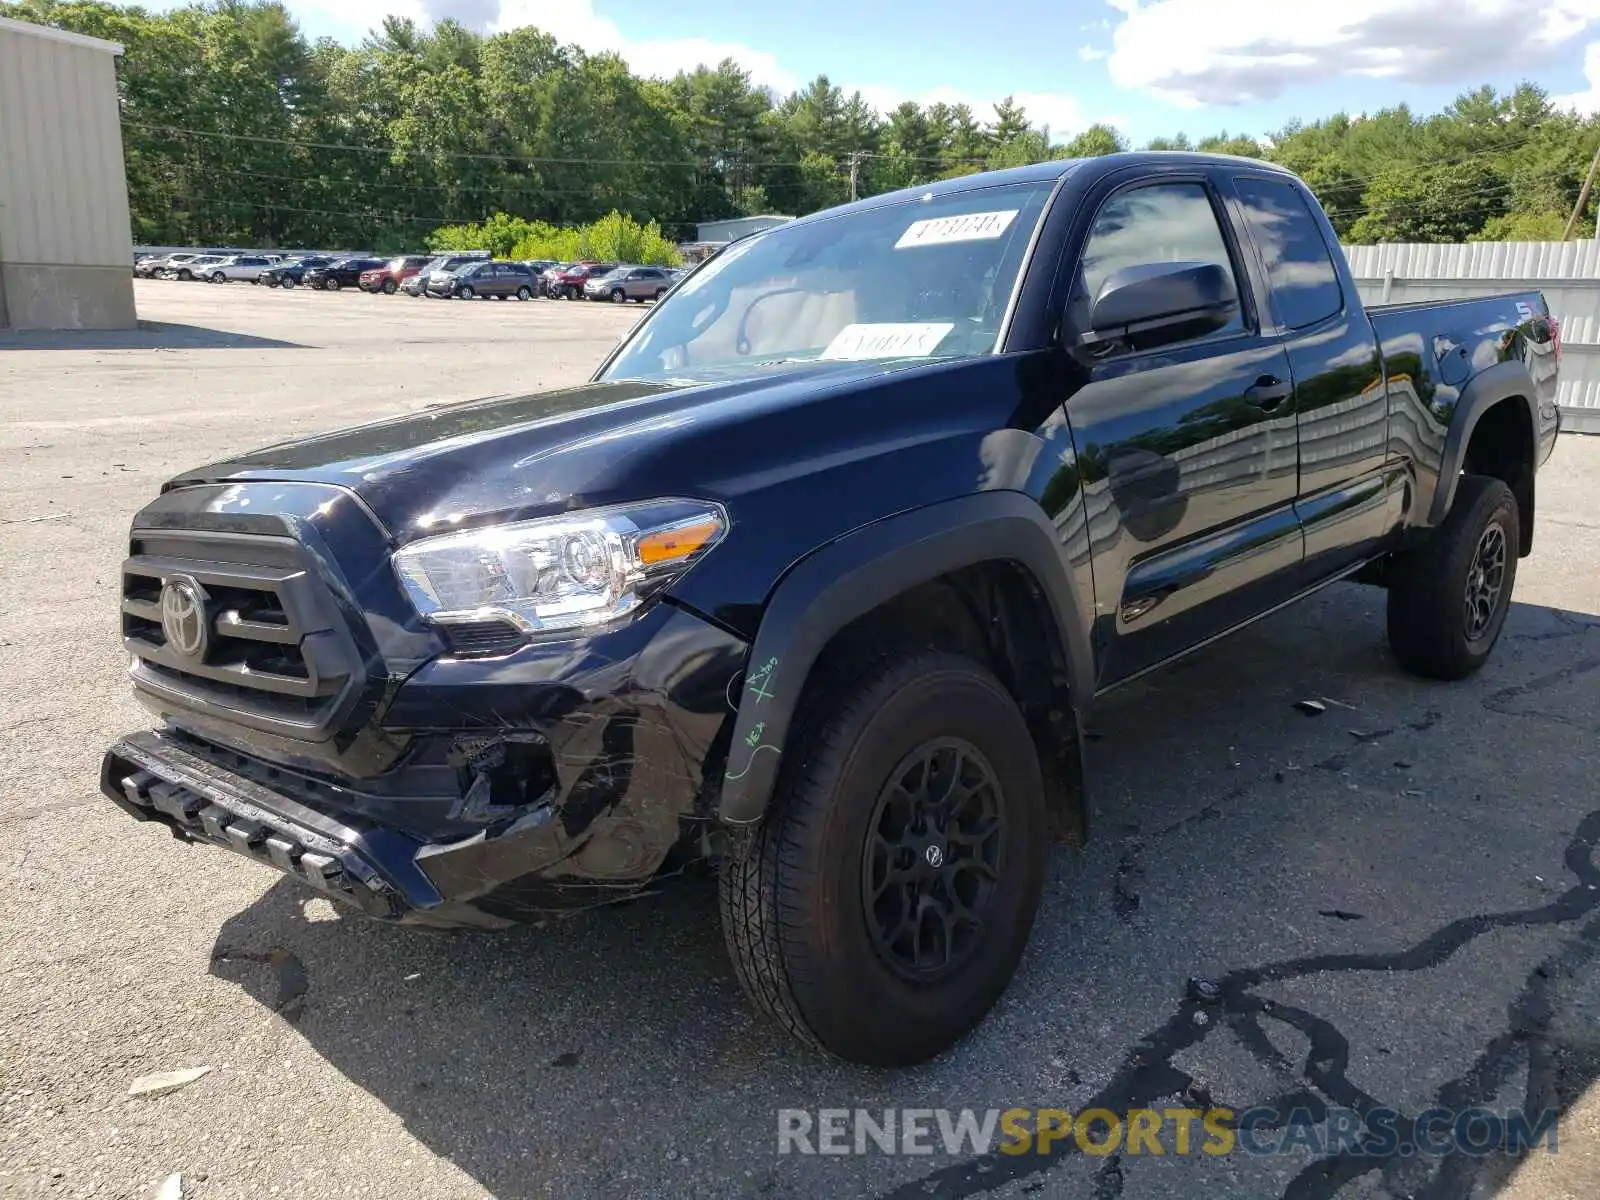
[896,210,1019,249]
[821,323,954,360]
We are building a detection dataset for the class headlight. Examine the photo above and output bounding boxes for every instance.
[393,499,727,637]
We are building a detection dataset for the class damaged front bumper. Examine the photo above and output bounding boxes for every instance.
[102,602,750,929]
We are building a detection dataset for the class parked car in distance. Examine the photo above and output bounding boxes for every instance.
[302,258,385,292]
[257,256,333,289]
[519,261,559,295]
[426,259,538,300]
[175,255,228,281]
[405,253,492,296]
[583,265,675,303]
[133,253,170,278]
[203,254,282,283]
[360,255,433,294]
[548,262,616,299]
[538,263,569,296]
[157,253,213,281]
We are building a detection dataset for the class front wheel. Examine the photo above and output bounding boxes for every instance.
[281,277,297,290]
[176,270,192,281]
[324,277,341,291]
[457,286,475,300]
[610,288,627,303]
[210,272,226,284]
[1387,474,1519,680]
[516,285,532,301]
[719,651,1047,1066]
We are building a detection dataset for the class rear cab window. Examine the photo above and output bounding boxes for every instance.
[1233,176,1344,329]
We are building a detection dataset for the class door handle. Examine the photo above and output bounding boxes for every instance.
[1244,375,1292,412]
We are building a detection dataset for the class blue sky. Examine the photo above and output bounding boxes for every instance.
[234,0,1600,143]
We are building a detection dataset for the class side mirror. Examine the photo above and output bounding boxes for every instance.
[1082,261,1238,352]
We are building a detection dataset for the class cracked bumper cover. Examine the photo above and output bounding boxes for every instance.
[102,603,749,928]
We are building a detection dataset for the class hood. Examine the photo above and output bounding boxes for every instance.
[162,358,996,543]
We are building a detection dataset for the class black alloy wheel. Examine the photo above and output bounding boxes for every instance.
[861,738,1006,982]
[1463,522,1507,641]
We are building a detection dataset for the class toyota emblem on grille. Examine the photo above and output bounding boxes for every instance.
[160,577,210,659]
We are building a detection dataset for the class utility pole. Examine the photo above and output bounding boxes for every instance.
[1562,142,1600,241]
[848,150,863,202]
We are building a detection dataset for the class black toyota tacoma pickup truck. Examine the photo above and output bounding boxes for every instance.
[103,154,1561,1066]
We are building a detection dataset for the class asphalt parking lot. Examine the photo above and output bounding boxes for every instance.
[2,278,1600,1200]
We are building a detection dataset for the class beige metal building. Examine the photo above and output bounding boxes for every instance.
[0,15,135,330]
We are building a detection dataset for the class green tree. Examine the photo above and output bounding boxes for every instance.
[1058,124,1127,158]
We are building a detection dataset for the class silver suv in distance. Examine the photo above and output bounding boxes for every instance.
[583,266,675,303]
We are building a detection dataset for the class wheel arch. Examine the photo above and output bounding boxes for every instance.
[1429,360,1537,553]
[716,492,1094,835]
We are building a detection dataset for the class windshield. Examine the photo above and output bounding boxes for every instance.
[600,179,1057,380]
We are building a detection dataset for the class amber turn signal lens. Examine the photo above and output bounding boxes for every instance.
[636,517,723,567]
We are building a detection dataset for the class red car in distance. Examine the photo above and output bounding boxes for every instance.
[359,255,433,294]
[547,261,618,300]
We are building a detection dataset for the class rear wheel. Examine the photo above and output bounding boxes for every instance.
[516,285,532,301]
[654,288,667,301]
[382,278,398,294]
[719,651,1047,1066]
[1387,474,1519,680]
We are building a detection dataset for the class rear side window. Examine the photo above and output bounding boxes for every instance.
[1234,177,1343,329]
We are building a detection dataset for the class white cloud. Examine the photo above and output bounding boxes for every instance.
[490,0,798,93]
[1078,45,1107,62]
[1106,0,1600,106]
[1554,40,1600,112]
[1012,91,1089,137]
[285,0,801,92]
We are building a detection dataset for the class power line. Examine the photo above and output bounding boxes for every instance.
[149,161,682,203]
[125,121,817,170]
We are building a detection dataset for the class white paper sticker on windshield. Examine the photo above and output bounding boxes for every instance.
[821,322,954,360]
[896,209,1019,249]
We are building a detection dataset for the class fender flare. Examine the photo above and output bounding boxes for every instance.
[1427,359,1537,527]
[716,491,1094,825]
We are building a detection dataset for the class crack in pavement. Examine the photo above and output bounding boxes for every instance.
[877,806,1600,1200]
[877,668,1600,1200]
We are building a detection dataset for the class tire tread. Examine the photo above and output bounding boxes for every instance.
[719,650,1036,1061]
[1387,474,1518,680]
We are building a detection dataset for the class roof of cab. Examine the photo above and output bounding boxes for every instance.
[778,151,1297,231]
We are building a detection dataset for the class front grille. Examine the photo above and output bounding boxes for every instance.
[121,530,363,735]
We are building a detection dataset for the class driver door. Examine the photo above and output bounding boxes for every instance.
[1060,173,1304,686]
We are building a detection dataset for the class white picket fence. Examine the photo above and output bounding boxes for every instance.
[1343,241,1600,433]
